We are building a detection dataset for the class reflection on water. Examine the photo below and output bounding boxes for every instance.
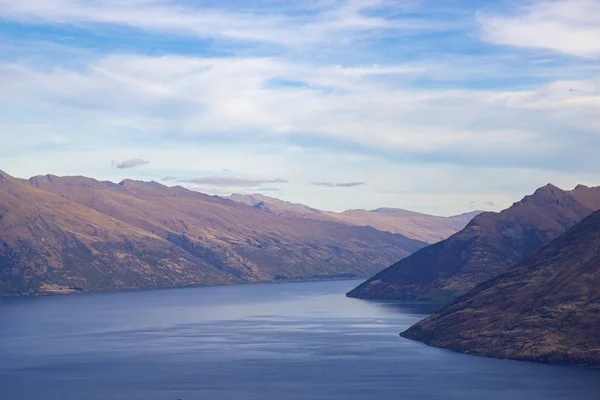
[364,299,445,315]
[1,280,599,400]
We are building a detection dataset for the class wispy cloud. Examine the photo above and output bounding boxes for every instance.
[179,176,288,187]
[2,51,600,178]
[0,0,443,47]
[468,200,498,211]
[161,176,178,181]
[312,181,365,188]
[478,0,600,58]
[111,158,150,169]
[3,53,592,163]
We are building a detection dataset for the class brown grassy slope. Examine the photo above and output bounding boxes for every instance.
[228,193,480,243]
[401,210,600,367]
[14,173,425,294]
[0,171,236,296]
[347,184,600,301]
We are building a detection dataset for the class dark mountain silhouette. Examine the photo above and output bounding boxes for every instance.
[401,209,600,367]
[347,184,600,302]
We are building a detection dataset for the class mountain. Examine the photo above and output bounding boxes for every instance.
[347,184,600,302]
[334,208,481,243]
[0,170,426,297]
[401,210,600,367]
[228,193,481,243]
[0,171,235,296]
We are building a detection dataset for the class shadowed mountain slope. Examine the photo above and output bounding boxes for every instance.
[347,184,600,302]
[0,170,426,296]
[228,193,481,243]
[401,210,600,367]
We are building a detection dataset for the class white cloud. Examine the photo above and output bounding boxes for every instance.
[112,158,150,169]
[478,0,600,58]
[179,176,288,187]
[0,0,440,47]
[2,53,599,165]
[312,181,365,188]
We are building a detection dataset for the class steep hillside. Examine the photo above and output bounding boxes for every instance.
[347,184,600,301]
[0,171,235,296]
[401,210,600,367]
[228,193,481,243]
[0,170,426,296]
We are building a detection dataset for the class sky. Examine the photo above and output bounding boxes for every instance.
[1,0,599,216]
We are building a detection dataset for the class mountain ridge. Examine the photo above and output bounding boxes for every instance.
[1,170,428,297]
[228,193,482,243]
[347,183,600,302]
[400,209,600,367]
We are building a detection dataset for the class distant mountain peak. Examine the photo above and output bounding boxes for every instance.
[543,182,560,189]
[118,178,134,186]
[228,193,480,243]
[368,208,424,217]
[29,174,57,187]
[118,178,168,190]
[511,183,572,208]
[533,182,563,195]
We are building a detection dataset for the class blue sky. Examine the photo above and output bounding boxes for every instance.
[1,0,600,215]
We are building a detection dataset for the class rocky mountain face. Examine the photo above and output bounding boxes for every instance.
[0,170,426,297]
[401,210,600,367]
[347,184,600,302]
[228,193,481,243]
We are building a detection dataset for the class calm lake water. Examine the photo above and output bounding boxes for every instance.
[1,280,599,400]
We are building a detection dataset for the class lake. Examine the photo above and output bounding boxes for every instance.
[1,280,599,400]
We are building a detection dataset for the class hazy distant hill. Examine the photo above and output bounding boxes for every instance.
[228,193,481,243]
[347,184,600,302]
[401,209,600,367]
[0,170,425,297]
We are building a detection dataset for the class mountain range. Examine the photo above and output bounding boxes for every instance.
[0,170,477,297]
[4,168,599,367]
[401,209,600,367]
[228,194,481,243]
[347,184,600,302]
